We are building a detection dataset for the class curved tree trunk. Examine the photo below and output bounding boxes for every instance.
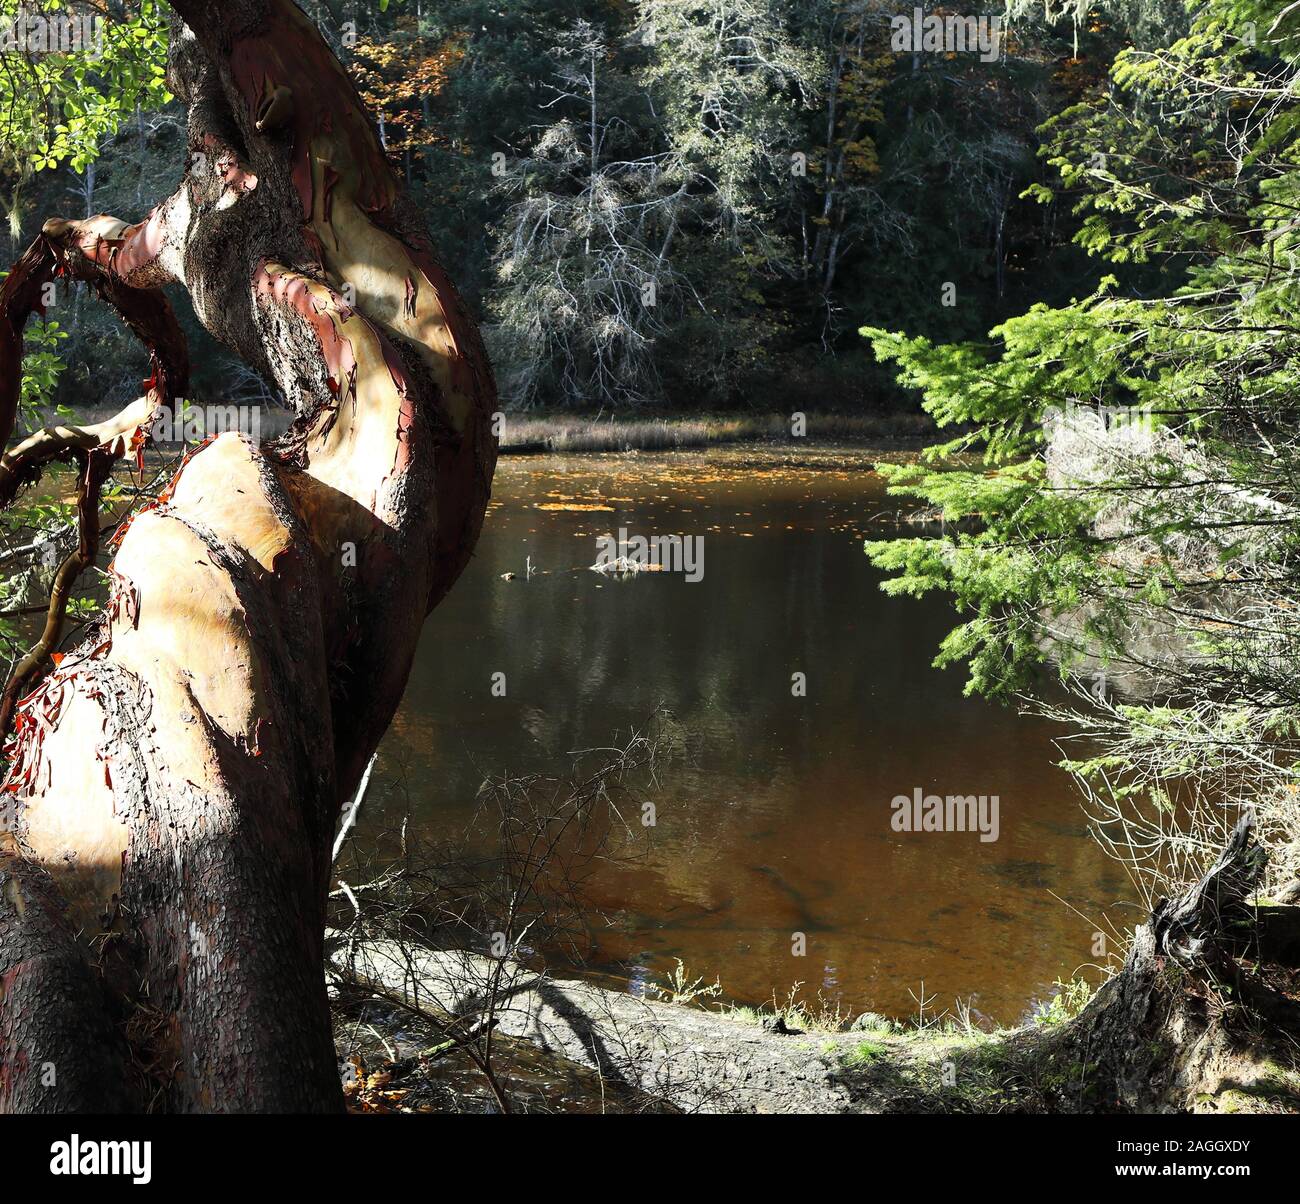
[0,0,496,1113]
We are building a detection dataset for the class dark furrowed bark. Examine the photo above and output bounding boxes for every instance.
[0,849,136,1113]
[7,435,345,1112]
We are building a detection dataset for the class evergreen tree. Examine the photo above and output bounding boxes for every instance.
[863,0,1300,897]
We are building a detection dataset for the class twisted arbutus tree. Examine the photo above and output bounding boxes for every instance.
[0,1,496,1112]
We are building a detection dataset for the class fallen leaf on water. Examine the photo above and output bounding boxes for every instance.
[534,502,615,512]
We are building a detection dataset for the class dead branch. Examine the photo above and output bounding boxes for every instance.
[0,394,159,504]
[0,447,112,742]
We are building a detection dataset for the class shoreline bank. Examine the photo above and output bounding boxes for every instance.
[27,405,936,457]
[328,915,1300,1115]
[496,411,936,455]
[327,935,1043,1114]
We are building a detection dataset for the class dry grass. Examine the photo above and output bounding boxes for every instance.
[498,411,934,454]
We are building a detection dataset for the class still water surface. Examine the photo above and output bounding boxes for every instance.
[364,443,1127,1025]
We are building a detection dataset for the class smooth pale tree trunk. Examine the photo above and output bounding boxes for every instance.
[0,0,496,1112]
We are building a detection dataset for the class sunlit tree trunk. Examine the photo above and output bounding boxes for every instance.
[0,0,496,1113]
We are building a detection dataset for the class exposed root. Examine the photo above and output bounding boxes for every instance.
[1153,811,1268,963]
[1041,815,1300,1112]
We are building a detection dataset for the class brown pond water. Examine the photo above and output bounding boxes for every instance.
[360,442,1131,1027]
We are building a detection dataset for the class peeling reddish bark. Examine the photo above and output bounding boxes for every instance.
[0,0,497,1113]
[0,232,189,491]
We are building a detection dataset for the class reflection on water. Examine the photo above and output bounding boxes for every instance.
[366,443,1127,1025]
